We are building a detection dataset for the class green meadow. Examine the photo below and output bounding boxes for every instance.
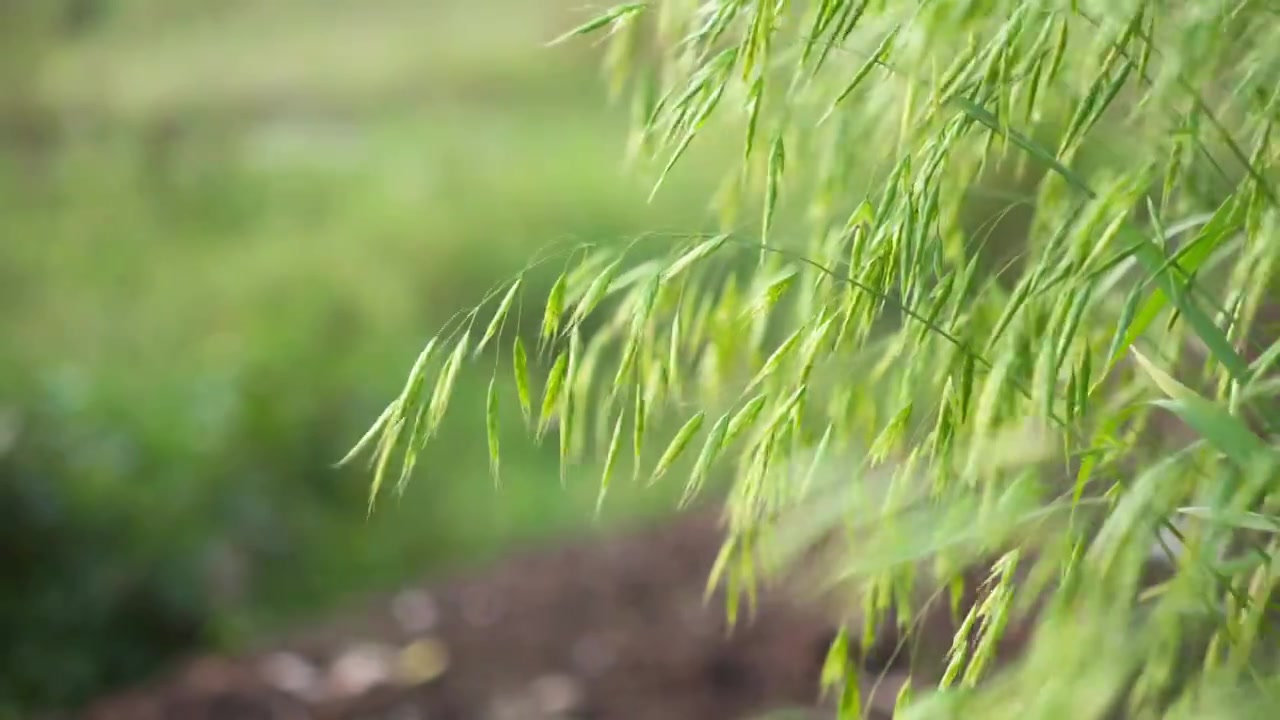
[0,0,735,710]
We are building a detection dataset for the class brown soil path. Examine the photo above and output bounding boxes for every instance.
[83,509,876,720]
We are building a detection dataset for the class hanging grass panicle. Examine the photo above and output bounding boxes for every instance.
[346,1,1280,717]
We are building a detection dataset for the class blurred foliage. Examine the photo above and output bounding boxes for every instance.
[0,0,731,713]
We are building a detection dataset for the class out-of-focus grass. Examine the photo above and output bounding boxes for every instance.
[41,0,598,118]
[0,0,738,710]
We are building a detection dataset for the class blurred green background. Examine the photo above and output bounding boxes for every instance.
[0,1,727,713]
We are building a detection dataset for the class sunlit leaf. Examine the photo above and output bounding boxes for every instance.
[663,234,730,283]
[336,400,397,469]
[633,389,647,481]
[513,336,532,423]
[571,259,624,328]
[682,411,732,506]
[545,2,646,47]
[1132,348,1270,469]
[724,394,769,448]
[486,377,501,485]
[649,411,706,484]
[542,272,568,345]
[596,413,627,514]
[1175,506,1280,534]
[537,351,569,440]
[763,135,785,242]
[475,278,522,356]
[742,326,805,395]
[427,333,469,435]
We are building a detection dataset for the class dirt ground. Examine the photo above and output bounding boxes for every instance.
[82,508,886,720]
